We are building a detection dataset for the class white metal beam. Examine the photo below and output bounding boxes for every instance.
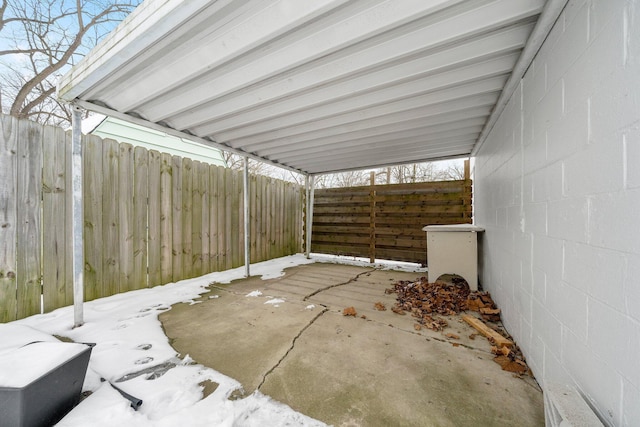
[234,104,493,151]
[168,21,533,130]
[71,106,84,328]
[140,0,466,122]
[195,53,517,138]
[244,156,250,277]
[72,99,305,176]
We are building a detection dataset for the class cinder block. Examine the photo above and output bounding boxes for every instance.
[563,330,622,426]
[524,131,547,174]
[589,0,626,42]
[507,204,523,231]
[516,284,533,326]
[563,0,589,30]
[522,109,536,146]
[624,254,640,323]
[563,135,624,198]
[532,298,562,356]
[514,230,533,267]
[584,301,637,422]
[532,266,547,305]
[523,202,547,235]
[528,333,545,382]
[563,242,625,309]
[523,173,534,203]
[547,197,588,242]
[546,2,589,88]
[544,350,571,388]
[588,300,631,380]
[531,161,564,202]
[546,280,588,342]
[589,67,640,142]
[519,317,533,353]
[623,380,640,426]
[562,53,593,118]
[589,189,640,253]
[625,128,640,189]
[533,79,564,136]
[533,235,564,283]
[522,59,546,114]
[546,98,588,162]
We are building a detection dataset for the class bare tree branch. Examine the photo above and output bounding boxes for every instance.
[1,0,139,125]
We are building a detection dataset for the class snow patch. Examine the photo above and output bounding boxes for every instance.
[6,254,326,426]
[245,290,263,297]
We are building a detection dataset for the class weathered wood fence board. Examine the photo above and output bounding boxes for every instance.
[0,116,304,322]
[43,125,69,312]
[16,119,43,319]
[0,116,18,322]
[311,169,472,264]
[83,135,103,303]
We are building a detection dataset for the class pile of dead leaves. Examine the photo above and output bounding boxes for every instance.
[385,277,470,330]
[385,277,505,330]
[386,277,532,376]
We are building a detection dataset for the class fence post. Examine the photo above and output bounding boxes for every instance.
[243,156,250,277]
[71,105,84,328]
[305,175,315,259]
[369,171,376,264]
[463,158,471,222]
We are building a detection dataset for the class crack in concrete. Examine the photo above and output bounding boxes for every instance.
[302,269,376,301]
[256,307,329,391]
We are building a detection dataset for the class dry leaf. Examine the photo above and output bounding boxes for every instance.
[343,307,357,317]
[374,302,387,311]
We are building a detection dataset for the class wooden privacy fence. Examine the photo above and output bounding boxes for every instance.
[0,115,303,322]
[311,171,472,264]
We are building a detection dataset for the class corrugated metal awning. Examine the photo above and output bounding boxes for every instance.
[58,0,563,175]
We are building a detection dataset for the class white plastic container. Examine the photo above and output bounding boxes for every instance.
[422,224,484,291]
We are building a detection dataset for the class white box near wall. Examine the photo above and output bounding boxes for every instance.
[423,224,484,291]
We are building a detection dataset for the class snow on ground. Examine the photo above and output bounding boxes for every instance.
[1,254,424,426]
[310,253,427,273]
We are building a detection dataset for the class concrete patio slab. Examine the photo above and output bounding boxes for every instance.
[159,263,544,426]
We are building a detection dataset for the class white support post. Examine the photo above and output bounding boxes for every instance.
[305,175,315,259]
[71,106,84,328]
[243,156,250,277]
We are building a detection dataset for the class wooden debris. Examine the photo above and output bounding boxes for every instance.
[461,315,513,348]
[480,307,501,322]
[374,302,387,311]
[493,355,527,374]
[491,346,511,356]
[445,333,460,340]
[343,307,357,317]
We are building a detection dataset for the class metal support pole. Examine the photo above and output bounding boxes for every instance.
[305,175,315,259]
[243,156,250,277]
[71,106,84,328]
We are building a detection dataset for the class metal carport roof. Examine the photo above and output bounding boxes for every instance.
[58,0,566,176]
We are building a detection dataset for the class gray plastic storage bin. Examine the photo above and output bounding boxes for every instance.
[0,342,92,427]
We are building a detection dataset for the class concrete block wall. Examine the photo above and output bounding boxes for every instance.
[474,0,640,425]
